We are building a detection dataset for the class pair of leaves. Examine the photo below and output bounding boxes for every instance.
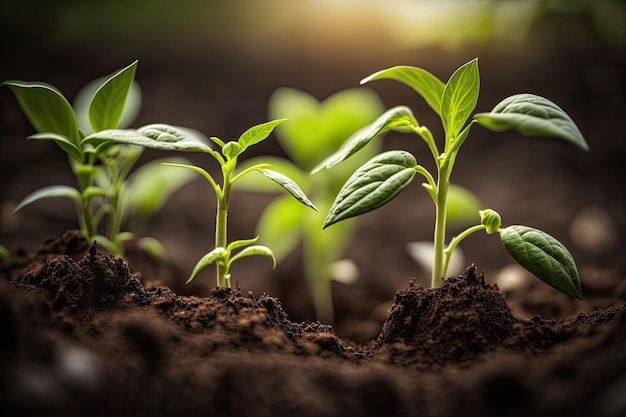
[187,237,276,284]
[3,61,140,162]
[362,58,480,142]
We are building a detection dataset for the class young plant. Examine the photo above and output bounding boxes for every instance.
[234,87,384,323]
[2,61,196,257]
[314,58,588,299]
[83,120,318,288]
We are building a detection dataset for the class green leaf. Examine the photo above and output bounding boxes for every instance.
[238,119,286,150]
[226,236,260,252]
[361,66,445,116]
[222,141,243,160]
[14,185,81,213]
[441,58,480,139]
[500,225,582,299]
[311,106,419,174]
[255,195,305,261]
[229,245,276,269]
[186,247,228,284]
[234,157,306,193]
[323,150,417,228]
[2,80,80,143]
[473,93,589,151]
[27,132,82,161]
[83,124,212,152]
[259,169,318,211]
[74,77,142,135]
[125,157,196,222]
[89,61,138,132]
[268,87,384,170]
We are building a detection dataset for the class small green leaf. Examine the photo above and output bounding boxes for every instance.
[226,236,260,252]
[234,157,306,193]
[222,141,243,160]
[323,150,417,228]
[14,185,81,213]
[259,169,318,211]
[441,58,480,139]
[186,247,228,284]
[474,93,589,151]
[361,66,445,116]
[238,119,286,150]
[312,106,419,174]
[137,237,166,260]
[229,245,276,269]
[27,132,82,161]
[479,209,501,234]
[2,80,80,143]
[500,225,582,299]
[89,61,138,132]
[83,124,212,152]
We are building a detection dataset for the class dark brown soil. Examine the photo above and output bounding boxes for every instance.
[1,231,624,417]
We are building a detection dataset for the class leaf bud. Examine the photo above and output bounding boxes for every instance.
[480,209,501,234]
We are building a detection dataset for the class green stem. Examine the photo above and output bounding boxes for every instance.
[303,209,334,324]
[442,224,486,278]
[431,159,452,287]
[215,170,231,288]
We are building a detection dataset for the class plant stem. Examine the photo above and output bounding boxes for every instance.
[431,160,452,287]
[442,224,485,278]
[215,174,231,288]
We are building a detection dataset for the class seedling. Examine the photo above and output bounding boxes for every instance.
[235,87,384,322]
[2,61,196,257]
[314,58,588,299]
[84,120,318,288]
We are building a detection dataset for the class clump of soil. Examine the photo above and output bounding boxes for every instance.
[0,232,625,417]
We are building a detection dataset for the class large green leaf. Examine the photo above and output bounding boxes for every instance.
[268,87,384,170]
[500,225,582,299]
[89,61,138,132]
[441,58,480,140]
[311,106,419,174]
[83,124,212,152]
[2,80,80,143]
[14,185,81,213]
[124,157,196,222]
[237,119,286,150]
[474,93,589,151]
[361,66,445,116]
[255,195,305,261]
[259,169,318,211]
[323,150,417,228]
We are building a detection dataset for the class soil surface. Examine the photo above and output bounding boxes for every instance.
[1,231,625,417]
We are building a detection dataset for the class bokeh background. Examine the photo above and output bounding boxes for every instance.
[2,0,625,339]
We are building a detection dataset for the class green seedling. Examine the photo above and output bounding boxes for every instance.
[2,61,196,257]
[83,120,318,288]
[0,245,9,262]
[235,87,384,323]
[314,58,588,299]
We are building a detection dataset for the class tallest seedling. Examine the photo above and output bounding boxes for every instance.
[314,58,588,299]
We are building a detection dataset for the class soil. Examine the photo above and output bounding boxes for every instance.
[1,231,625,417]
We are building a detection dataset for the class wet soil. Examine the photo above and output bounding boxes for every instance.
[1,231,625,417]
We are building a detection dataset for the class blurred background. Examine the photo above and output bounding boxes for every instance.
[1,0,625,340]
